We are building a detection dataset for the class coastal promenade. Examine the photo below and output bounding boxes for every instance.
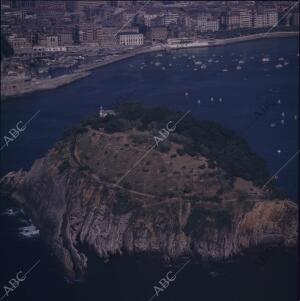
[1,31,298,99]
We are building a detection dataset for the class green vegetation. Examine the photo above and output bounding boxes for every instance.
[63,102,270,187]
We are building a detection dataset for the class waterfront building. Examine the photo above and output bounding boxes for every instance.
[226,11,240,30]
[264,9,278,27]
[239,9,252,28]
[197,15,219,32]
[253,13,264,28]
[150,27,168,42]
[119,33,144,46]
[254,9,278,28]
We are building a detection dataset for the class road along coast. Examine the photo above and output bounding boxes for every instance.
[1,31,298,99]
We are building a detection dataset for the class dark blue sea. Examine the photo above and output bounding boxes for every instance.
[0,37,298,301]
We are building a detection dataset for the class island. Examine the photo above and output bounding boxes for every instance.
[0,103,297,279]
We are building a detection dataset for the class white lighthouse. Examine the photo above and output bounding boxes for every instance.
[99,106,107,118]
[99,106,116,119]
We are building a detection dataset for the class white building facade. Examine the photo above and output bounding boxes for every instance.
[119,33,144,46]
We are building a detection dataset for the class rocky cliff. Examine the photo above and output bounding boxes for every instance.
[0,105,297,279]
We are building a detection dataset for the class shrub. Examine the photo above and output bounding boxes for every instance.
[157,141,171,153]
[129,133,149,144]
[104,118,132,133]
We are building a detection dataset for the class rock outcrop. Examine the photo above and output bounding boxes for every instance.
[1,109,297,279]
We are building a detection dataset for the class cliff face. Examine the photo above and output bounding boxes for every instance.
[0,120,298,279]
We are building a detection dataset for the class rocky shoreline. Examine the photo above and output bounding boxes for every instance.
[1,31,298,100]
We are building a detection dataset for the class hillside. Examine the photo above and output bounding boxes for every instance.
[0,103,297,279]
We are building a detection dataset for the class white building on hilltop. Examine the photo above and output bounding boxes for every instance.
[99,106,115,118]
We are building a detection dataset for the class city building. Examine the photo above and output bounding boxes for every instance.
[98,27,118,48]
[35,0,66,17]
[46,36,59,47]
[254,9,278,28]
[58,32,74,46]
[239,9,252,28]
[164,12,180,25]
[118,33,144,46]
[226,11,240,30]
[8,36,32,53]
[79,25,102,44]
[197,15,219,32]
[150,27,168,42]
[144,13,160,27]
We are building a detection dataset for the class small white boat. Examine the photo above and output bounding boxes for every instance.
[294,115,298,120]
[185,92,189,96]
[277,99,281,104]
[281,119,285,125]
[281,112,285,117]
[236,65,242,70]
[238,60,245,64]
[270,123,277,128]
[154,61,161,67]
[168,63,172,67]
[194,61,202,65]
[262,57,270,62]
[275,64,283,68]
[278,57,284,61]
[200,64,207,69]
[222,68,228,72]
[219,97,223,102]
[277,149,282,154]
[161,66,166,70]
[208,58,213,63]
[193,68,198,71]
[283,61,289,66]
[197,99,201,104]
[210,97,214,102]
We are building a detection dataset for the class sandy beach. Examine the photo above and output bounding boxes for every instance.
[1,31,298,99]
